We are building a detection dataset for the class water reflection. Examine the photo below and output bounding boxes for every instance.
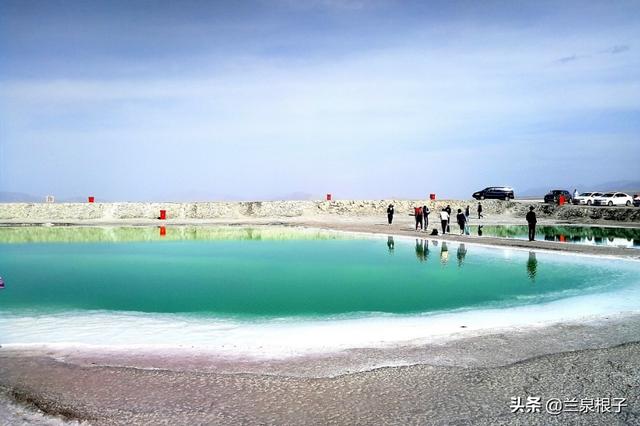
[457,243,467,267]
[440,242,449,265]
[387,236,395,254]
[415,239,427,262]
[469,225,640,249]
[527,251,538,282]
[0,226,345,243]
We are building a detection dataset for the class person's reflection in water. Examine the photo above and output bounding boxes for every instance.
[415,239,426,262]
[456,243,467,268]
[477,225,484,237]
[440,241,449,265]
[387,236,395,255]
[527,251,538,282]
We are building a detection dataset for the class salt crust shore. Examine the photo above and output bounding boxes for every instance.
[1,199,639,223]
[2,317,640,424]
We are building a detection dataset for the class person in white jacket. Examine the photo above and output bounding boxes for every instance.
[439,209,449,234]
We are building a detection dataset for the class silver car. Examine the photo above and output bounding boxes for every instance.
[572,192,603,206]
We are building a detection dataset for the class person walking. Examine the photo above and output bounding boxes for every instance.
[422,205,430,231]
[456,209,467,234]
[387,204,394,225]
[414,206,423,231]
[477,202,483,219]
[439,208,449,234]
[445,205,452,233]
[526,206,537,241]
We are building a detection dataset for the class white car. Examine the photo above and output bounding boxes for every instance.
[572,192,603,206]
[592,192,634,207]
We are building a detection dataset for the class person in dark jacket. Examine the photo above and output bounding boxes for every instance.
[422,205,430,231]
[526,206,537,241]
[456,209,467,234]
[445,205,452,233]
[477,202,483,219]
[387,204,394,225]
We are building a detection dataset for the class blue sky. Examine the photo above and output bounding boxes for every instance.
[1,0,639,200]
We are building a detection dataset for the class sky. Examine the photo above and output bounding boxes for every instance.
[1,0,639,201]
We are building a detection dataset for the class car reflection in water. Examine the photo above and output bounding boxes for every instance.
[470,225,640,249]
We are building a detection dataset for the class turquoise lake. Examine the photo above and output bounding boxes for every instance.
[1,226,638,319]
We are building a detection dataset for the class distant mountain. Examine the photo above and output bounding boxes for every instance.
[593,180,640,192]
[0,191,41,202]
[521,180,640,197]
[271,192,316,201]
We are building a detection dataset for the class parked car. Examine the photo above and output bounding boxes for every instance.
[572,192,603,206]
[592,192,634,206]
[472,187,515,200]
[544,190,572,204]
[634,194,640,207]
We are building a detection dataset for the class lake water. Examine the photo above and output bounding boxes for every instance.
[1,226,638,356]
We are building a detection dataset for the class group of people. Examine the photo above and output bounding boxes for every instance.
[386,202,538,241]
[411,205,431,231]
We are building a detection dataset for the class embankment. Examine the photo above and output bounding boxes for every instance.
[0,200,638,223]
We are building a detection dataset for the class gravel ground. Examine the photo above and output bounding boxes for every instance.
[1,342,639,425]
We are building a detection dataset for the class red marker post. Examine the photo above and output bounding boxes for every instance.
[159,210,167,220]
[326,193,332,201]
[88,196,95,203]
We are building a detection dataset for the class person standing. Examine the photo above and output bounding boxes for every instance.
[464,205,471,235]
[422,205,430,231]
[573,188,578,200]
[387,204,395,225]
[445,205,452,233]
[456,209,467,234]
[526,206,537,241]
[414,206,423,231]
[477,202,483,219]
[439,208,449,234]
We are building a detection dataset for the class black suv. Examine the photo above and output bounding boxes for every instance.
[472,187,515,200]
[544,189,572,204]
